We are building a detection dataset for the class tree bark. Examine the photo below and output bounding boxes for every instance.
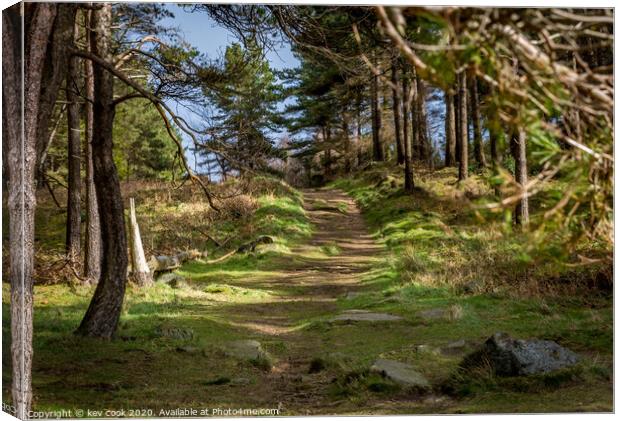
[415,73,430,163]
[129,198,153,286]
[458,71,469,181]
[511,129,529,226]
[391,60,404,165]
[371,53,384,162]
[470,74,487,169]
[454,89,461,163]
[445,89,456,167]
[83,8,101,283]
[3,3,60,417]
[355,93,363,168]
[410,65,420,162]
[342,109,351,172]
[402,63,414,192]
[34,4,75,174]
[322,125,332,177]
[65,22,81,262]
[76,4,128,339]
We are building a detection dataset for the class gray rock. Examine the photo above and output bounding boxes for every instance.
[330,310,403,323]
[460,332,580,376]
[223,340,268,361]
[414,345,441,355]
[370,359,430,389]
[344,292,360,300]
[440,339,469,356]
[154,324,194,340]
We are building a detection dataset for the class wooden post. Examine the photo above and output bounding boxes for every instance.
[129,197,153,286]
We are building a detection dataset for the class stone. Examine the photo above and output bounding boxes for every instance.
[370,359,430,389]
[440,339,468,356]
[414,345,441,355]
[154,324,194,340]
[223,340,268,361]
[330,310,403,323]
[460,332,580,376]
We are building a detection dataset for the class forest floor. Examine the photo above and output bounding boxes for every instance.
[2,168,613,415]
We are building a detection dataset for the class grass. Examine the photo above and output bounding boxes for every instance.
[1,166,612,415]
[324,163,613,412]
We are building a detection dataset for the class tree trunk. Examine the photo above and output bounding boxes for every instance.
[65,23,81,262]
[129,198,153,286]
[324,125,332,177]
[415,74,430,163]
[445,89,456,167]
[342,110,351,172]
[391,60,404,165]
[454,89,461,163]
[470,75,487,169]
[371,53,384,162]
[511,129,529,226]
[83,8,101,283]
[458,71,469,181]
[410,65,420,162]
[356,94,363,167]
[402,63,414,192]
[76,4,128,339]
[3,3,59,417]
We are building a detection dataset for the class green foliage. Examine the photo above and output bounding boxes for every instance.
[202,42,283,172]
[113,97,181,181]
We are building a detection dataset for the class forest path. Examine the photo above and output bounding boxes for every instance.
[212,188,392,413]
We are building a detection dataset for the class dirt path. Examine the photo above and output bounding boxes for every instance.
[211,188,390,413]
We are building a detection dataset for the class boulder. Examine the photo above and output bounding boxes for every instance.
[330,310,403,323]
[223,339,268,361]
[460,332,580,376]
[370,359,430,390]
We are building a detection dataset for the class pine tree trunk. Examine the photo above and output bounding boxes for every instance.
[454,89,461,163]
[402,64,414,192]
[458,71,469,181]
[416,74,430,163]
[3,3,58,417]
[511,129,529,226]
[470,75,487,169]
[356,94,363,167]
[391,60,404,165]
[76,4,128,339]
[129,198,153,286]
[410,65,420,162]
[65,23,81,262]
[445,89,456,167]
[342,110,351,172]
[371,54,384,161]
[83,8,101,283]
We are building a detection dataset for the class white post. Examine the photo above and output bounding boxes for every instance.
[129,197,153,286]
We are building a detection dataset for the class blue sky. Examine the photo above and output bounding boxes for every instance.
[160,4,299,173]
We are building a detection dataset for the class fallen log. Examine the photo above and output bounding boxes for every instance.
[148,249,206,273]
[205,236,274,265]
